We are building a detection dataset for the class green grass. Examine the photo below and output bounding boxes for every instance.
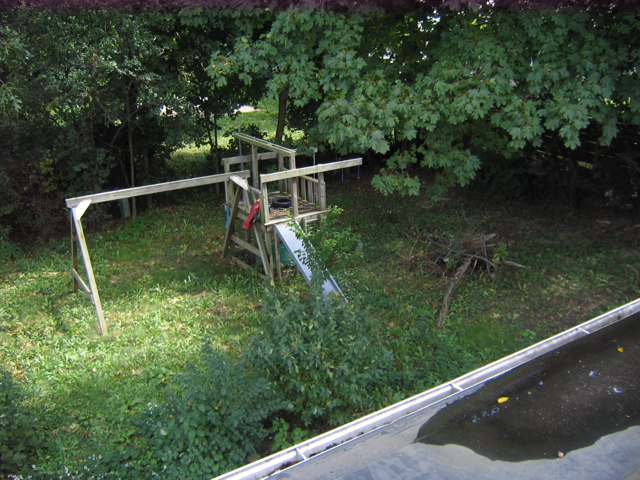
[1,168,639,478]
[1,192,269,475]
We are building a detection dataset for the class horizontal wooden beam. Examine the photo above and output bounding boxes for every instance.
[265,210,327,226]
[65,171,250,208]
[260,158,362,184]
[235,133,297,156]
[223,152,278,166]
[231,234,261,257]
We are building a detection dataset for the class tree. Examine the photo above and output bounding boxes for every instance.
[1,10,204,235]
[208,9,368,149]
[169,8,268,176]
[209,7,640,205]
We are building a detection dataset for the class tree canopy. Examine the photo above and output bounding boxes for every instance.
[1,4,639,246]
[210,7,640,200]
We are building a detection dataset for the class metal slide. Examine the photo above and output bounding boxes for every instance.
[274,222,346,300]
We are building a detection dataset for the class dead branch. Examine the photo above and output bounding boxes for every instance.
[437,256,473,328]
[401,229,526,328]
[503,260,527,268]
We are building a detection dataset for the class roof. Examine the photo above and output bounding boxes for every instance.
[215,299,640,480]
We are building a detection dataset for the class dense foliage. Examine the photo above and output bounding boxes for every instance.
[134,346,285,479]
[0,370,42,476]
[248,287,392,427]
[0,9,257,242]
[1,5,639,250]
[212,8,640,206]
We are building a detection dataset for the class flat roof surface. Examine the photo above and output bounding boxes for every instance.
[272,313,640,480]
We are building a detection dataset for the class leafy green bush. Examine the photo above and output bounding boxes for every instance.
[0,370,42,476]
[269,417,311,453]
[0,225,21,267]
[291,206,364,272]
[247,288,392,427]
[133,345,285,479]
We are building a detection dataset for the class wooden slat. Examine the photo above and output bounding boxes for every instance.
[71,208,107,335]
[254,226,274,285]
[273,228,282,281]
[231,256,266,280]
[291,177,299,218]
[230,175,249,191]
[251,145,260,190]
[231,235,261,256]
[265,210,327,226]
[222,186,243,258]
[318,172,326,210]
[223,152,278,167]
[70,267,91,295]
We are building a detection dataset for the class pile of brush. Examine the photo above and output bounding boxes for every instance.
[401,231,524,328]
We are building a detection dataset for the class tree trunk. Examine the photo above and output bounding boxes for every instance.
[143,150,152,209]
[274,89,289,144]
[560,154,579,213]
[207,113,220,194]
[123,78,137,218]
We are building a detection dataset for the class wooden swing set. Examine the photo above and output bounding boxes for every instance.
[65,133,361,335]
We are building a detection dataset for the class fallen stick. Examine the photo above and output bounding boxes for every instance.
[437,256,473,328]
[503,260,527,268]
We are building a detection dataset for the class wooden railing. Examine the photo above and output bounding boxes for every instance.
[259,158,361,225]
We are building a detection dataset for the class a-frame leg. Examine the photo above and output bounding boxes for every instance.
[222,185,243,259]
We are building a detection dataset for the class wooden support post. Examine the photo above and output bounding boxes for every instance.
[70,213,79,293]
[64,171,249,334]
[260,185,270,225]
[292,176,299,218]
[318,172,326,210]
[278,153,286,193]
[274,227,282,281]
[251,145,259,190]
[254,224,274,285]
[222,184,243,259]
[70,202,108,336]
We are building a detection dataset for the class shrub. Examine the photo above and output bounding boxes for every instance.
[247,288,392,427]
[0,370,42,476]
[290,206,364,272]
[133,345,285,479]
[0,224,21,267]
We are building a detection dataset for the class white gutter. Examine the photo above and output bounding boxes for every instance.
[213,298,640,480]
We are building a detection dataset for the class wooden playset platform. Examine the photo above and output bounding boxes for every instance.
[221,133,362,285]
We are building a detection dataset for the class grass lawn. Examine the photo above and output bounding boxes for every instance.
[1,163,639,478]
